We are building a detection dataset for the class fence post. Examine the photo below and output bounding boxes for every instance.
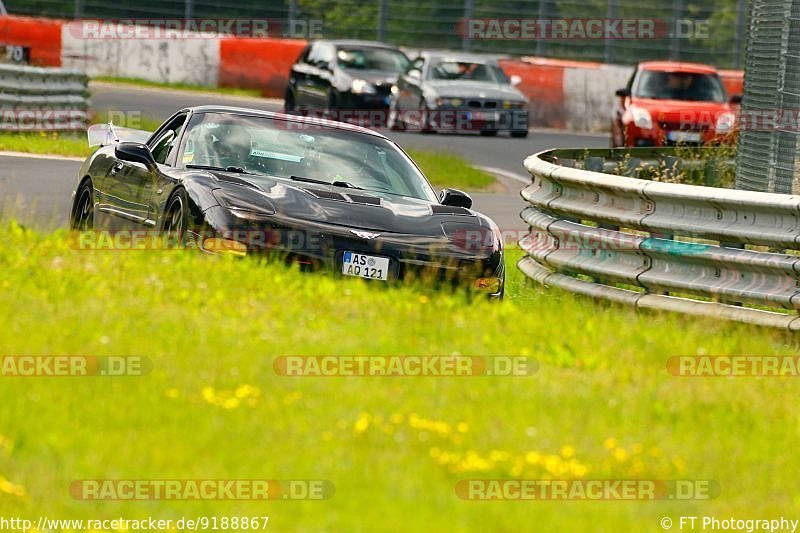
[733,0,747,68]
[0,0,8,16]
[185,0,194,21]
[462,0,474,51]
[670,0,684,60]
[536,0,548,56]
[604,0,617,63]
[377,0,388,42]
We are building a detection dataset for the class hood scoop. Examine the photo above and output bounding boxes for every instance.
[346,193,382,206]
[303,188,348,201]
[431,205,473,216]
[302,188,382,206]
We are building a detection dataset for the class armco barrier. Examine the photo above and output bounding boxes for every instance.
[519,147,800,330]
[0,63,89,131]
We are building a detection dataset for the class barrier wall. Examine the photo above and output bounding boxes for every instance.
[0,15,746,130]
[219,37,307,98]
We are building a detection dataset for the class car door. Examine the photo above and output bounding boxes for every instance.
[99,114,187,230]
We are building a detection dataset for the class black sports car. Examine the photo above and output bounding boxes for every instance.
[389,52,529,137]
[70,106,505,296]
[284,40,410,126]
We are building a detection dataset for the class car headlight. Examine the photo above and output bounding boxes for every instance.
[435,97,462,107]
[212,188,276,221]
[503,100,527,110]
[631,106,653,130]
[351,79,376,94]
[715,112,736,134]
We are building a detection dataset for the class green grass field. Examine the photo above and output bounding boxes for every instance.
[92,76,264,98]
[0,223,797,532]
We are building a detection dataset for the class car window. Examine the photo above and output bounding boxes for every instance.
[428,61,506,83]
[149,115,187,166]
[337,47,409,72]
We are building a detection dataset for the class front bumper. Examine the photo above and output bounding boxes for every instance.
[428,108,529,133]
[191,207,505,297]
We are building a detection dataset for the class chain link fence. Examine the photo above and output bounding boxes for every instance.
[735,0,800,193]
[7,0,748,68]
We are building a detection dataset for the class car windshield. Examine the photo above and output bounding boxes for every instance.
[428,60,509,83]
[337,47,409,72]
[634,70,727,102]
[180,113,437,202]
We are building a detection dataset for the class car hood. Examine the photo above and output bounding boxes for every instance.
[426,81,525,101]
[205,172,492,238]
[342,69,400,85]
[630,98,733,122]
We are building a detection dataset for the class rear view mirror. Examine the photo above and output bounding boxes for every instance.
[115,142,157,172]
[509,74,522,87]
[440,188,473,209]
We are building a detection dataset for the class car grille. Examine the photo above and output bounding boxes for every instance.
[660,121,709,132]
[466,99,499,109]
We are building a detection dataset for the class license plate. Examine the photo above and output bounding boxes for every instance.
[342,251,390,280]
[471,111,498,121]
[667,131,701,143]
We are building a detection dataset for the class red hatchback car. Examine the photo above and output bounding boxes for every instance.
[612,61,741,147]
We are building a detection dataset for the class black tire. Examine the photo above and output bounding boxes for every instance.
[284,88,296,113]
[420,104,436,134]
[511,130,529,139]
[325,91,340,121]
[480,130,498,137]
[388,103,406,131]
[162,189,187,242]
[70,179,94,230]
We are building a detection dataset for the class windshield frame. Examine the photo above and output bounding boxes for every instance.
[426,59,509,84]
[176,111,439,203]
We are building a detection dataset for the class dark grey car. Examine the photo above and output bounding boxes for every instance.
[389,52,529,137]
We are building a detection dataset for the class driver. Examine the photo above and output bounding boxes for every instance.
[210,122,253,168]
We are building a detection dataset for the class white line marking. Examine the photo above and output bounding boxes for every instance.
[0,151,84,162]
[477,165,530,184]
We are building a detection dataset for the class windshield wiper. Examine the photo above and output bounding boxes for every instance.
[186,164,256,175]
[290,175,363,190]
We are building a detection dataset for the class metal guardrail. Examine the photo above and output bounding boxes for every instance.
[518,147,800,330]
[0,63,89,131]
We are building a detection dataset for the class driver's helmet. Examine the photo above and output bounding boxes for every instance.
[211,122,253,168]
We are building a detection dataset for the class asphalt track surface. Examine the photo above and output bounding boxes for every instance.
[1,83,610,233]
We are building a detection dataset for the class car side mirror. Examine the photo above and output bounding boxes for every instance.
[439,188,472,209]
[115,142,157,172]
[730,94,742,104]
[509,74,522,87]
[407,69,421,81]
[615,88,631,98]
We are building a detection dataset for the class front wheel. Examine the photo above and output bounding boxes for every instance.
[163,189,187,243]
[70,179,94,230]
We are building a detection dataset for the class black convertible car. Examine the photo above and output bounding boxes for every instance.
[70,106,504,296]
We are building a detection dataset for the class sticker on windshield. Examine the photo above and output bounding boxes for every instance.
[250,149,304,163]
